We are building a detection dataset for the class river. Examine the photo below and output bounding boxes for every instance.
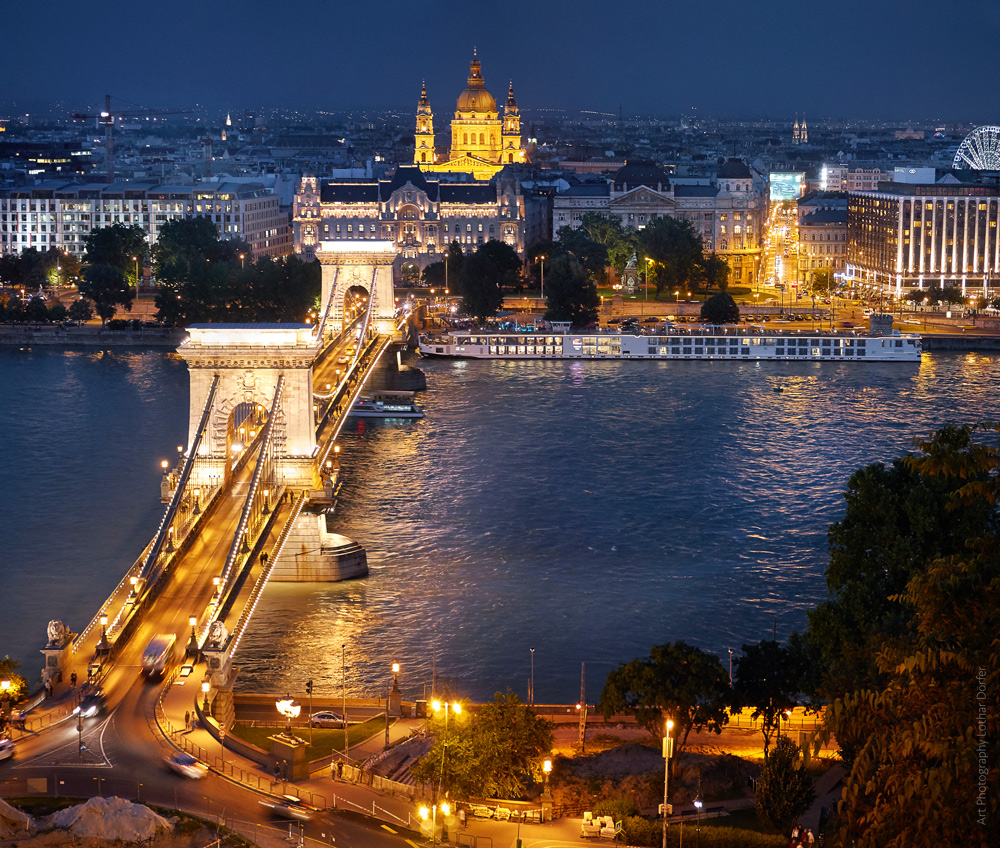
[1,346,996,703]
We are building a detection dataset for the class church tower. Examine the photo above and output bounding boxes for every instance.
[414,81,436,166]
[501,81,522,165]
[793,114,801,145]
[800,115,808,145]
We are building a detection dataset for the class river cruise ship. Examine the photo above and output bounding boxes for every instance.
[419,324,922,363]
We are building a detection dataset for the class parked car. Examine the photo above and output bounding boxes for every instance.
[0,737,14,762]
[260,796,315,822]
[309,710,345,728]
[165,752,208,779]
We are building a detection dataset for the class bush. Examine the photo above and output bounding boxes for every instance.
[700,292,740,324]
[623,814,660,846]
[592,797,639,821]
[106,318,128,330]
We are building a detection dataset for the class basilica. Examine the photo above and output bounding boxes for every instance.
[414,50,528,180]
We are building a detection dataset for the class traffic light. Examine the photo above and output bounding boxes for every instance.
[306,680,313,695]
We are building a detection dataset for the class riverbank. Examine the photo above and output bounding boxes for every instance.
[0,324,187,347]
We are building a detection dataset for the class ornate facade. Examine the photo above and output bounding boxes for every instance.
[413,50,527,180]
[552,160,768,286]
[293,165,525,274]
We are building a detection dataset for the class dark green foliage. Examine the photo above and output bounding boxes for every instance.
[700,252,731,293]
[592,798,639,820]
[754,736,815,831]
[700,292,740,324]
[638,217,704,299]
[599,641,731,752]
[84,224,148,280]
[26,297,49,322]
[819,423,1000,848]
[0,247,73,289]
[0,655,28,700]
[622,815,660,846]
[732,640,804,758]
[152,224,319,325]
[68,299,94,322]
[578,212,638,282]
[800,427,997,705]
[458,244,508,321]
[48,302,68,322]
[411,692,554,800]
[543,253,600,327]
[810,267,836,294]
[554,225,609,282]
[78,263,133,324]
[905,284,965,305]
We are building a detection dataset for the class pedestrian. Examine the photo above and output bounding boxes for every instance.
[336,761,343,780]
[70,671,77,688]
[273,760,281,784]
[184,711,191,732]
[804,828,815,847]
[45,679,53,699]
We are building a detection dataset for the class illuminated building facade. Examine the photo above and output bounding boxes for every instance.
[846,178,1000,296]
[552,159,767,286]
[293,165,525,273]
[0,181,291,259]
[413,50,527,180]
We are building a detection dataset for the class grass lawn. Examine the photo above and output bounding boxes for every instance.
[228,716,388,762]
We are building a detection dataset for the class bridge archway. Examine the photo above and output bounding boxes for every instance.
[178,325,320,490]
[315,240,398,337]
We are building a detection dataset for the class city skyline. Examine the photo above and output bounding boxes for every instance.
[3,0,999,121]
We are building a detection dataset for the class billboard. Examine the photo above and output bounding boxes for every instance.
[769,172,805,201]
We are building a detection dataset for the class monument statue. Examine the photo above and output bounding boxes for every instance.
[46,620,69,647]
[207,620,229,648]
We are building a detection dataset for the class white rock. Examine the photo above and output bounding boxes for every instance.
[46,797,172,841]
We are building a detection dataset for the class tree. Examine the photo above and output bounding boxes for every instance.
[755,735,815,831]
[543,253,600,327]
[422,260,446,288]
[638,217,704,299]
[732,639,804,758]
[68,299,94,322]
[699,252,731,293]
[152,217,249,287]
[458,244,507,321]
[810,266,836,295]
[799,426,998,704]
[578,212,638,283]
[821,423,1000,848]
[84,224,148,283]
[0,656,28,701]
[412,692,554,800]
[476,240,522,292]
[78,264,133,324]
[599,642,731,754]
[26,296,49,322]
[700,292,740,324]
[554,225,609,282]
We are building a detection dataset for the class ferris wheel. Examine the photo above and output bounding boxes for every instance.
[953,126,1000,170]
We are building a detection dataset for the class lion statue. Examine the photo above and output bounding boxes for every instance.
[46,620,69,646]
[207,620,229,647]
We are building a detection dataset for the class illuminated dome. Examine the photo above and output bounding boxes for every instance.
[456,48,496,114]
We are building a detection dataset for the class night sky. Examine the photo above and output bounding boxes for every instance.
[4,0,999,120]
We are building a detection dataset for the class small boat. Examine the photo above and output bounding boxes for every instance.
[347,390,424,419]
[773,387,784,393]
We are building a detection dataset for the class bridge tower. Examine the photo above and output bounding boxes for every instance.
[315,240,398,337]
[177,324,320,491]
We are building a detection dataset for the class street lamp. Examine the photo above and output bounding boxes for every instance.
[202,681,211,714]
[419,801,451,847]
[661,718,674,848]
[239,253,245,270]
[530,647,535,706]
[694,798,703,848]
[538,254,546,301]
[386,662,400,749]
[97,614,109,654]
[188,615,198,656]
[645,257,654,302]
[541,758,553,821]
[276,694,301,736]
[132,256,138,286]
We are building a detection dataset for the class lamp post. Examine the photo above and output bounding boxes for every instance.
[661,718,674,848]
[538,255,546,302]
[188,616,198,657]
[694,798,703,848]
[541,758,553,822]
[385,662,399,749]
[529,647,535,706]
[419,801,451,847]
[132,256,138,287]
[728,649,733,685]
[202,681,211,714]
[239,253,245,270]
[342,644,349,764]
[97,614,109,655]
[432,700,461,792]
[645,257,654,303]
[276,695,301,737]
